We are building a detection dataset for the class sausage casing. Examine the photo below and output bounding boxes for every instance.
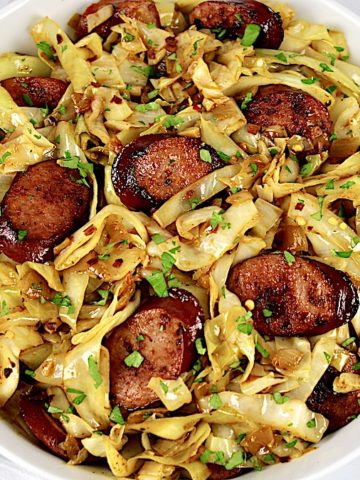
[228,253,359,337]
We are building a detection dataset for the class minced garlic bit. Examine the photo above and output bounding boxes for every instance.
[245,299,255,310]
[328,217,339,226]
[295,216,306,226]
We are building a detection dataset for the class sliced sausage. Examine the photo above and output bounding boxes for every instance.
[1,77,67,109]
[105,288,204,411]
[20,395,68,460]
[243,85,332,154]
[189,0,284,49]
[76,0,161,39]
[207,464,246,480]
[0,160,91,263]
[227,253,359,337]
[306,367,360,433]
[111,134,225,211]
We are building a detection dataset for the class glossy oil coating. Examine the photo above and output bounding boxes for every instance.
[189,0,284,49]
[1,77,67,109]
[243,85,332,153]
[111,134,225,211]
[0,160,91,263]
[228,253,359,337]
[105,288,204,411]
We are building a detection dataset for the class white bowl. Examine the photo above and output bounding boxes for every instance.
[0,0,359,479]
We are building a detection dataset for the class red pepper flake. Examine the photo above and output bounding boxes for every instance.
[112,259,123,268]
[295,202,305,211]
[84,225,96,236]
[111,95,123,104]
[193,104,202,112]
[56,34,63,44]
[247,124,261,135]
[148,49,156,59]
[87,258,98,267]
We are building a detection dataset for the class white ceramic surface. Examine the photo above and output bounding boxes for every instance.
[0,0,359,479]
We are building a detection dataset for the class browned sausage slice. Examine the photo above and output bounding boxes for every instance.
[207,464,246,480]
[76,0,161,39]
[0,160,91,263]
[20,395,68,459]
[1,77,67,109]
[105,288,204,411]
[306,367,360,433]
[243,85,332,154]
[189,0,284,49]
[111,134,225,211]
[227,253,359,337]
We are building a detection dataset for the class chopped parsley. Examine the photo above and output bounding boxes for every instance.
[210,210,231,230]
[275,52,288,63]
[342,337,356,347]
[0,151,11,164]
[284,439,298,449]
[22,93,33,106]
[249,162,258,176]
[241,24,261,46]
[310,196,325,221]
[323,351,331,364]
[320,62,333,72]
[151,233,166,244]
[163,115,184,129]
[62,150,93,187]
[189,197,200,210]
[217,151,231,162]
[50,292,75,314]
[262,308,272,318]
[130,65,155,77]
[272,392,289,404]
[301,77,320,85]
[36,41,56,61]
[146,271,168,297]
[88,355,103,389]
[17,230,27,241]
[284,250,295,265]
[209,393,222,409]
[0,300,8,317]
[200,149,212,163]
[148,89,159,100]
[109,405,125,425]
[307,418,316,429]
[240,92,253,110]
[340,180,355,189]
[333,250,352,258]
[159,380,169,394]
[161,251,176,275]
[66,388,86,405]
[255,335,270,358]
[94,289,110,306]
[325,178,335,190]
[135,102,159,112]
[195,338,207,355]
[124,350,144,368]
